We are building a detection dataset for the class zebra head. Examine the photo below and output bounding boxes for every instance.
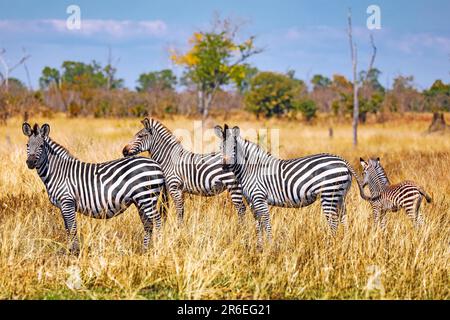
[22,122,50,169]
[214,124,240,168]
[123,118,153,157]
[360,157,390,189]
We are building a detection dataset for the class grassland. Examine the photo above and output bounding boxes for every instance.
[0,113,448,299]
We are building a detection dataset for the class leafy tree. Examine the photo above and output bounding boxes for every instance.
[330,74,353,116]
[136,69,177,92]
[423,80,450,112]
[293,99,317,121]
[39,67,61,89]
[311,74,332,90]
[171,20,261,118]
[359,68,384,93]
[245,71,301,118]
[358,68,385,122]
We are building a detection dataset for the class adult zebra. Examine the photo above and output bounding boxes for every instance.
[360,157,431,229]
[214,124,370,247]
[22,122,165,254]
[122,118,246,224]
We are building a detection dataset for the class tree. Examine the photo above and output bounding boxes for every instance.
[39,67,61,89]
[236,65,258,93]
[171,18,261,118]
[358,68,385,122]
[311,74,332,90]
[39,61,124,116]
[423,80,450,112]
[136,69,177,92]
[310,74,334,112]
[293,99,317,122]
[0,48,31,91]
[330,74,353,116]
[348,8,377,145]
[245,71,302,118]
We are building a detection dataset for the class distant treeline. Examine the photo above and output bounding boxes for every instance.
[1,20,449,123]
[0,60,449,124]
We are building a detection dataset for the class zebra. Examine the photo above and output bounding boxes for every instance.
[214,124,371,247]
[360,157,431,229]
[22,122,166,254]
[122,118,246,224]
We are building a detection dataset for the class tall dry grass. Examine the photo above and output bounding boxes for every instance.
[0,114,448,299]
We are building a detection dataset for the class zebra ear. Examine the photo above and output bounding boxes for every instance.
[22,122,32,136]
[41,124,50,137]
[141,118,150,130]
[360,157,368,168]
[376,157,380,163]
[214,125,223,139]
[232,126,240,137]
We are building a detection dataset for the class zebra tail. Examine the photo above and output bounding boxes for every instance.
[419,187,432,203]
[342,159,372,201]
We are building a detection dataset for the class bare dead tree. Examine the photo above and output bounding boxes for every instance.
[347,9,377,146]
[22,47,33,90]
[0,48,31,91]
[348,8,359,147]
[105,46,120,91]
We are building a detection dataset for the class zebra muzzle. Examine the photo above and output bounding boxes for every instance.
[26,157,37,169]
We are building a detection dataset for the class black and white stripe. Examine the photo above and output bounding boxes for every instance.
[360,157,431,229]
[122,118,246,224]
[22,122,165,253]
[214,125,370,247]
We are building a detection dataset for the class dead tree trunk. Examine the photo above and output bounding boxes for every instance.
[348,8,359,147]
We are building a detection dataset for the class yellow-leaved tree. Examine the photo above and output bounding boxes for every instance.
[170,19,261,118]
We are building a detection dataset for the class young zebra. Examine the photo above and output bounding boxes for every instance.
[22,122,165,254]
[122,118,246,224]
[214,124,371,247]
[360,157,431,229]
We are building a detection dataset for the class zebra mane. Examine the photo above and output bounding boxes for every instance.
[148,118,182,145]
[369,158,390,187]
[45,137,77,160]
[241,136,274,158]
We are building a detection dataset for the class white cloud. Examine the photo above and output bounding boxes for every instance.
[393,33,450,54]
[0,19,168,39]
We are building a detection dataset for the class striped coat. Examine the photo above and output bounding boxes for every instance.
[122,118,245,224]
[215,125,370,247]
[22,122,165,253]
[360,157,431,229]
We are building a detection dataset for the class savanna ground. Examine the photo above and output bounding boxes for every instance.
[0,113,448,299]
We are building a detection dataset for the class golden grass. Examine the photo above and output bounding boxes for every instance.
[0,114,448,299]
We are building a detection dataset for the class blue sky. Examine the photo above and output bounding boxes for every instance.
[0,0,449,90]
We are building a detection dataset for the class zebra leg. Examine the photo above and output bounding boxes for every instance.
[226,182,246,222]
[320,195,340,236]
[136,195,161,251]
[407,196,424,229]
[60,199,79,255]
[338,200,348,232]
[251,197,271,250]
[168,184,184,225]
[372,204,381,228]
[414,197,425,228]
[379,210,387,231]
[159,185,169,223]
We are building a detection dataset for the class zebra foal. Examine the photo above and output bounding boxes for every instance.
[360,157,431,229]
[122,118,246,224]
[22,122,166,254]
[215,124,371,248]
